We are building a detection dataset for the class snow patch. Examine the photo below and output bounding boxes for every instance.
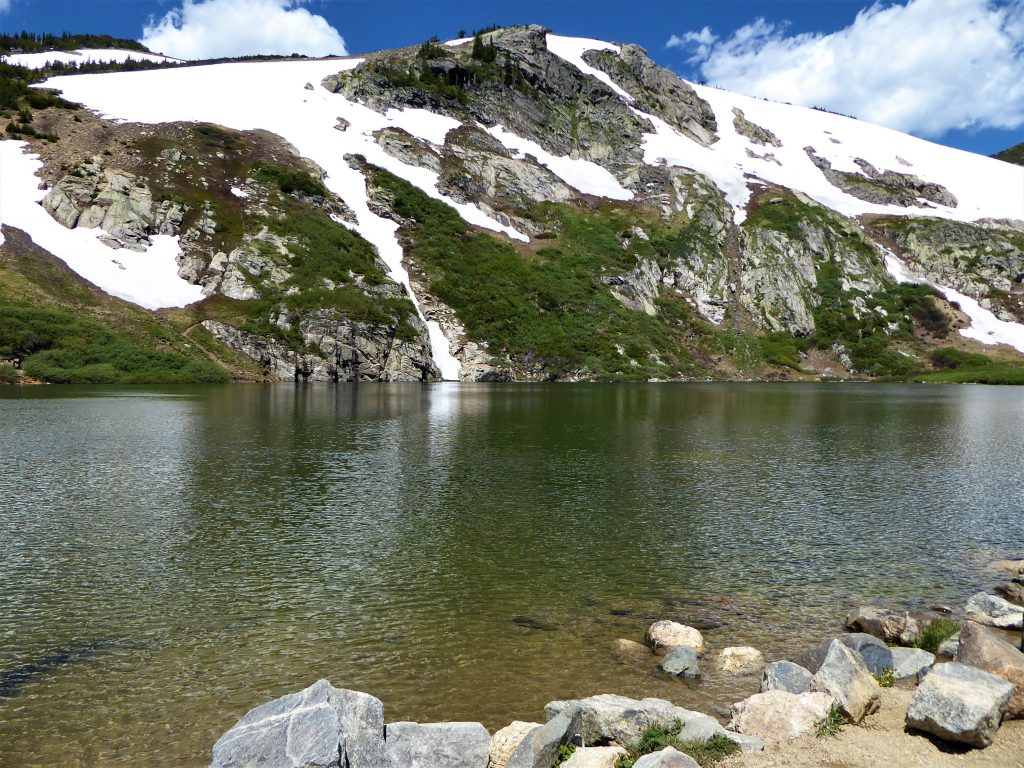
[486,125,634,201]
[2,48,182,69]
[545,34,633,102]
[884,250,1024,354]
[544,34,1024,228]
[230,186,249,199]
[0,141,204,309]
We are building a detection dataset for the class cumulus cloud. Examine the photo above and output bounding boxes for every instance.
[141,0,347,60]
[0,0,11,12]
[669,0,1024,138]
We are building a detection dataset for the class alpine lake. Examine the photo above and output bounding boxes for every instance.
[1,382,1022,767]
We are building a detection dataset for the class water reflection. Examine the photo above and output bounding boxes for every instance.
[0,383,1022,767]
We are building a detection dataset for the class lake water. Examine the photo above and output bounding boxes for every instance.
[1,383,1022,767]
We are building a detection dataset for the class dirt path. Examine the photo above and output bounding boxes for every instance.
[722,688,1024,768]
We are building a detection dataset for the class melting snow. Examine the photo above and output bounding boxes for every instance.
[0,141,204,309]
[884,250,1024,354]
[2,48,181,69]
[31,57,540,379]
[545,35,633,102]
[485,125,634,200]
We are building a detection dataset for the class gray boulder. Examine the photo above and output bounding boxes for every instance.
[857,644,896,678]
[659,647,700,679]
[906,662,1013,748]
[561,746,627,768]
[384,722,489,768]
[489,721,540,768]
[890,647,935,681]
[937,633,960,659]
[965,592,1024,629]
[809,640,880,723]
[506,711,580,768]
[760,660,813,694]
[210,680,386,768]
[632,746,699,768]
[957,620,1024,719]
[794,633,886,673]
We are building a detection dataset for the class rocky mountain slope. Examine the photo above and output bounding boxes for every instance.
[2,26,1024,384]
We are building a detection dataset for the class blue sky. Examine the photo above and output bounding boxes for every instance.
[2,0,1023,156]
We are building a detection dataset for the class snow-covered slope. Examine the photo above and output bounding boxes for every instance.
[2,31,1024,373]
[1,48,181,69]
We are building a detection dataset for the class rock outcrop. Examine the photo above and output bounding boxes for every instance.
[202,310,439,383]
[42,156,185,251]
[806,148,957,208]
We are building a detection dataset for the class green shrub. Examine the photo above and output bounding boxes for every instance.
[552,743,576,767]
[913,618,959,654]
[0,363,20,384]
[930,347,990,369]
[252,162,328,197]
[816,704,847,738]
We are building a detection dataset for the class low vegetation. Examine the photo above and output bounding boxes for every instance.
[912,618,960,655]
[615,722,739,767]
[910,349,1024,385]
[0,229,228,384]
[368,165,721,379]
[816,704,847,738]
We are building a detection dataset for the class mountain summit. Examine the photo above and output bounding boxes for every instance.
[2,26,1023,384]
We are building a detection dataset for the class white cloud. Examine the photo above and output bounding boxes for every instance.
[669,0,1024,138]
[141,0,347,60]
[0,0,11,12]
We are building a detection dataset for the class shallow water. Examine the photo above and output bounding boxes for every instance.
[0,383,1021,767]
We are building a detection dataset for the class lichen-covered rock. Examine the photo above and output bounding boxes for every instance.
[956,621,1024,719]
[209,680,387,768]
[42,157,186,251]
[384,721,490,768]
[488,721,541,768]
[965,592,1024,629]
[905,662,1013,748]
[727,690,836,744]
[581,44,717,146]
[645,621,704,654]
[717,646,765,674]
[732,108,781,148]
[761,660,813,694]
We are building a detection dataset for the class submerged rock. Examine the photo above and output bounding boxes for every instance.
[611,638,651,664]
[717,646,764,674]
[209,679,386,768]
[905,662,1013,748]
[659,646,700,679]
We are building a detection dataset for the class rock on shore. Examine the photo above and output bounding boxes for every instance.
[905,662,1013,748]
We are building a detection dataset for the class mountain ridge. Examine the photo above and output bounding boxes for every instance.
[1,25,1023,384]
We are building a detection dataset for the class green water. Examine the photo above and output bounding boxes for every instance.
[0,383,1021,767]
